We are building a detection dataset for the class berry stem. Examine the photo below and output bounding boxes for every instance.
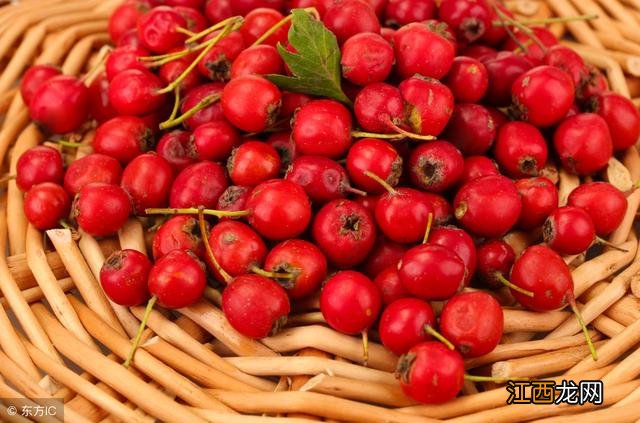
[351,130,407,140]
[175,26,196,37]
[362,330,369,367]
[422,213,434,244]
[145,207,250,218]
[595,236,629,253]
[56,139,84,148]
[198,208,232,284]
[80,45,112,85]
[159,93,221,130]
[495,272,535,297]
[363,170,396,195]
[124,295,157,368]
[167,86,181,123]
[185,15,243,44]
[387,121,437,142]
[250,265,295,280]
[493,5,547,53]
[567,294,598,361]
[492,14,597,27]
[345,186,367,196]
[251,14,293,47]
[424,324,455,350]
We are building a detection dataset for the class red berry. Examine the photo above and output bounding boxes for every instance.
[384,0,436,26]
[493,122,548,178]
[63,154,122,195]
[109,2,144,43]
[73,183,132,237]
[108,69,165,116]
[444,56,489,103]
[121,153,174,214]
[24,183,71,230]
[379,298,435,355]
[459,155,499,185]
[100,249,152,306]
[408,141,464,193]
[241,8,289,46]
[216,185,252,218]
[543,45,589,90]
[29,75,90,134]
[476,239,515,288]
[88,73,118,124]
[153,215,205,260]
[285,156,353,203]
[543,206,595,255]
[93,116,152,164]
[137,6,187,53]
[400,76,454,137]
[438,0,491,43]
[148,249,206,309]
[20,64,61,105]
[155,130,198,172]
[208,220,267,278]
[180,82,225,129]
[169,161,228,209]
[567,182,627,236]
[444,103,497,156]
[590,92,640,152]
[515,176,559,230]
[353,82,405,133]
[324,0,381,45]
[16,146,64,192]
[482,52,533,107]
[198,30,246,81]
[373,266,408,305]
[230,45,285,78]
[503,26,558,65]
[429,225,477,286]
[228,141,281,187]
[105,46,149,81]
[192,121,241,162]
[346,138,402,194]
[375,188,434,244]
[393,22,455,80]
[221,75,282,133]
[340,33,393,86]
[293,99,352,159]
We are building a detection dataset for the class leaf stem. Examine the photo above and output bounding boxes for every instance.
[145,207,250,218]
[495,272,535,297]
[363,171,396,195]
[567,295,598,361]
[185,15,244,44]
[422,213,434,244]
[159,93,221,130]
[124,295,157,368]
[198,208,232,284]
[424,325,455,350]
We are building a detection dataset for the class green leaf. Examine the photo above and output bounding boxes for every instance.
[266,9,351,106]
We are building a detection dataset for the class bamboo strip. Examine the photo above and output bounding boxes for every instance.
[546,0,603,47]
[30,303,207,423]
[535,401,640,423]
[0,349,48,399]
[26,225,99,350]
[581,282,640,326]
[0,108,28,169]
[286,349,333,420]
[117,218,147,256]
[129,307,276,391]
[62,33,109,76]
[596,0,639,25]
[604,157,634,192]
[69,296,234,412]
[562,41,640,76]
[0,86,16,113]
[558,168,580,206]
[502,309,570,333]
[609,189,640,246]
[572,45,631,97]
[46,229,125,336]
[262,325,397,372]
[0,277,74,309]
[569,0,621,35]
[0,379,64,423]
[601,346,640,385]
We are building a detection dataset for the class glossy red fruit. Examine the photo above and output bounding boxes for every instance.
[241,8,289,46]
[444,56,489,103]
[88,73,118,124]
[155,130,197,172]
[459,155,499,185]
[476,239,515,288]
[159,49,205,93]
[444,103,497,156]
[152,215,205,260]
[228,141,281,187]
[373,266,407,305]
[398,244,466,300]
[324,0,381,45]
[346,138,402,194]
[16,146,64,192]
[393,22,455,80]
[108,69,165,116]
[20,64,61,105]
[173,5,207,33]
[438,0,491,43]
[197,30,246,81]
[375,188,434,244]
[73,183,132,237]
[511,65,575,127]
[353,83,406,133]
[429,225,476,285]
[29,75,90,134]
[384,0,436,26]
[408,141,464,193]
[590,92,640,152]
[379,298,435,355]
[109,2,145,43]
[312,199,377,268]
[230,45,285,78]
[137,6,187,53]
[400,76,454,137]
[191,121,240,164]
[567,182,627,236]
[320,270,381,335]
[222,274,290,338]
[100,249,152,306]
[148,249,206,309]
[515,177,559,230]
[24,183,71,230]
[264,239,328,299]
[363,237,408,278]
[180,83,225,129]
[396,342,465,404]
[222,75,282,133]
[63,154,122,196]
[482,52,533,107]
[105,46,149,81]
[553,113,613,176]
[279,92,312,119]
[247,179,312,240]
[169,161,228,209]
[578,65,609,100]
[205,0,233,23]
[502,26,558,65]
[544,206,595,255]
[494,122,548,178]
[543,45,589,89]
[121,153,174,214]
[208,220,267,278]
[340,33,393,86]
[93,116,152,164]
[454,175,521,238]
[440,291,503,357]
[293,99,352,159]
[285,156,353,203]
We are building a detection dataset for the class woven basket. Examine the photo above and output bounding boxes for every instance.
[1,0,640,422]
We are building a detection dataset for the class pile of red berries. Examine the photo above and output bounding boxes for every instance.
[15,0,640,405]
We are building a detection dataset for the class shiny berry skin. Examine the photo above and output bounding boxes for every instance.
[241,8,289,46]
[515,177,559,230]
[121,153,174,214]
[169,161,228,209]
[567,182,627,236]
[228,141,281,187]
[93,116,152,164]
[444,56,489,103]
[399,243,466,300]
[63,154,122,195]
[181,83,225,129]
[16,146,64,192]
[293,99,352,159]
[324,0,381,45]
[393,22,455,80]
[494,122,548,178]
[340,33,393,86]
[29,75,89,134]
[503,26,558,65]
[230,45,285,78]
[312,199,377,268]
[208,220,267,277]
[105,46,149,81]
[543,206,595,255]
[379,298,435,355]
[429,225,476,285]
[264,239,328,299]
[482,52,533,107]
[20,64,61,105]
[221,75,281,133]
[153,215,205,260]
[384,0,436,26]
[88,73,118,124]
[24,183,71,230]
[279,92,312,119]
[173,5,207,32]
[346,138,402,194]
[444,103,497,156]
[155,130,198,172]
[373,266,407,305]
[440,291,503,357]
[109,2,144,43]
[108,69,165,116]
[247,179,312,240]
[543,45,589,89]
[510,245,572,311]
[396,341,464,404]
[438,0,491,43]
[375,188,434,244]
[459,155,499,185]
[137,6,187,53]
[285,156,352,203]
[454,175,522,238]
[230,0,285,16]
[590,92,640,152]
[400,76,454,137]
[205,0,233,23]
[192,121,241,162]
[476,239,515,288]
[553,113,613,176]
[362,237,408,278]
[320,270,381,335]
[408,141,464,193]
[99,249,152,307]
[353,83,405,133]
[511,66,575,127]
[73,183,132,237]
[148,249,206,309]
[222,274,291,338]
